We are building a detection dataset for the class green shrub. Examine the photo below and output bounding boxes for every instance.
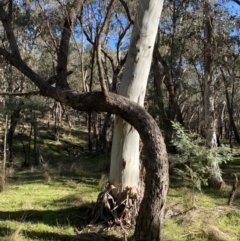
[169,122,233,191]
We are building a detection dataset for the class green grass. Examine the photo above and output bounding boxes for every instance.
[0,122,240,240]
[1,160,239,241]
[0,159,108,241]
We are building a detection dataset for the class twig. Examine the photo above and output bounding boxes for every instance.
[119,0,134,24]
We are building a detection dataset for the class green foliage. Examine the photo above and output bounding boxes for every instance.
[170,122,233,191]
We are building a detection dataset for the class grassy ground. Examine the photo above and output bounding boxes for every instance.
[0,123,240,240]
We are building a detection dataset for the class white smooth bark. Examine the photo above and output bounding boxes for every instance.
[110,0,164,194]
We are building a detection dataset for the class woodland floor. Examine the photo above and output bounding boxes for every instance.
[0,122,240,241]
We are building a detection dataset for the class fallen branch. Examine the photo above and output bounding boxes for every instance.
[0,91,40,96]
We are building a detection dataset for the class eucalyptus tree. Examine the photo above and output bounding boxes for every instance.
[0,1,169,240]
[202,0,225,188]
[109,0,165,227]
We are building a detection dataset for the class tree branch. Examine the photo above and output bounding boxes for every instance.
[96,0,116,96]
[57,0,83,89]
[8,0,13,20]
[119,0,134,24]
[116,22,131,64]
[36,0,58,53]
[0,6,20,57]
[0,47,52,93]
[231,0,240,6]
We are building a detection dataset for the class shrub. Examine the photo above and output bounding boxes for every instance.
[169,122,233,191]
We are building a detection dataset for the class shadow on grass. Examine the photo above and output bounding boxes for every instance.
[8,172,100,187]
[0,203,128,241]
[0,205,87,227]
[0,226,123,241]
[7,155,104,187]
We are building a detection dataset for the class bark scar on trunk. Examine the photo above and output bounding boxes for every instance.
[122,159,126,169]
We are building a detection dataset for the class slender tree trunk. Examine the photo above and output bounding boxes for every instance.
[1,115,8,191]
[155,43,184,125]
[7,101,23,163]
[218,101,226,141]
[221,68,240,143]
[54,101,61,142]
[33,112,42,166]
[96,112,113,154]
[153,43,174,153]
[87,111,93,152]
[203,0,224,188]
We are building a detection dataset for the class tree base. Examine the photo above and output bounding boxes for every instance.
[208,178,225,189]
[87,183,141,227]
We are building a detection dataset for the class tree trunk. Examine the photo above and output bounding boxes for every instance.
[33,112,43,166]
[54,101,62,142]
[203,0,224,188]
[153,42,176,154]
[96,112,113,154]
[218,101,226,141]
[221,68,240,143]
[155,41,184,125]
[7,101,23,163]
[1,115,8,191]
[87,111,93,152]
[110,0,164,212]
